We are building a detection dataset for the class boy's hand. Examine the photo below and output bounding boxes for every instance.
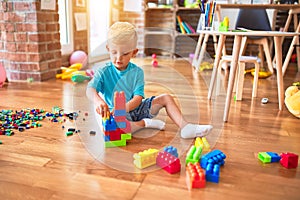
[95,102,110,118]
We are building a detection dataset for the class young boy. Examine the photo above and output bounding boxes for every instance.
[86,22,212,139]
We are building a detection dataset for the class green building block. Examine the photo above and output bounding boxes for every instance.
[105,133,131,148]
[66,131,73,136]
[258,152,271,163]
[186,145,202,164]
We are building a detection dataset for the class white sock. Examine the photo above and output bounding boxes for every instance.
[143,118,165,130]
[180,124,213,139]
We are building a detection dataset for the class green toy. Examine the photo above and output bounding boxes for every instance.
[71,74,91,83]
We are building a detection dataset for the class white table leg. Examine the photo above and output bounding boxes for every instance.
[192,33,204,69]
[223,35,243,122]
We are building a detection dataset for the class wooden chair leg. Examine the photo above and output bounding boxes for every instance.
[236,62,245,101]
[252,61,259,98]
[262,38,274,73]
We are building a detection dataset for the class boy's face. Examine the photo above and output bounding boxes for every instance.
[106,43,138,71]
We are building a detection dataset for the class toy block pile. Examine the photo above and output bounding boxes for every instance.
[258,151,298,169]
[133,145,181,174]
[102,91,131,148]
[185,137,227,190]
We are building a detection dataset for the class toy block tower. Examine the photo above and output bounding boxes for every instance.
[102,91,131,148]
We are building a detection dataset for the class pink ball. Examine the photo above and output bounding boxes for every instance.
[70,50,88,68]
[0,64,6,87]
[152,60,158,67]
[152,54,157,59]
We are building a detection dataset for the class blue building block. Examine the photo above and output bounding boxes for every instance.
[114,109,126,117]
[104,135,110,142]
[102,115,117,131]
[163,146,178,157]
[205,163,220,183]
[200,149,226,168]
[267,152,281,162]
[116,121,126,129]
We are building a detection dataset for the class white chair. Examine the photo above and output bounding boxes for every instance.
[217,55,259,101]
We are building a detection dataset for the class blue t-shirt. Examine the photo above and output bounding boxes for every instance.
[87,62,145,110]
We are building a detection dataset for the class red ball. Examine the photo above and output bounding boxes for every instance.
[152,60,158,67]
[152,53,157,59]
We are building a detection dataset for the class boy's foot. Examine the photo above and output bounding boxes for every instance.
[180,124,213,139]
[143,118,165,130]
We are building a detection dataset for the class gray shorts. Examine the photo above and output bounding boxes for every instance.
[126,96,156,121]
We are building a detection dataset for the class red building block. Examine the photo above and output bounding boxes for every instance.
[114,91,126,110]
[156,151,181,174]
[186,162,206,190]
[280,152,298,169]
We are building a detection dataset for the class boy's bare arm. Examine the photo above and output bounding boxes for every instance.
[126,95,143,112]
[86,87,109,117]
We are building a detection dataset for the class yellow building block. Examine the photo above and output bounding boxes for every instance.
[195,137,210,152]
[133,148,159,169]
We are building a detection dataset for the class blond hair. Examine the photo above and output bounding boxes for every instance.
[107,22,137,47]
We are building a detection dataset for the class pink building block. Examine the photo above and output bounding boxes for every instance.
[156,151,181,174]
[114,91,126,110]
[280,152,298,169]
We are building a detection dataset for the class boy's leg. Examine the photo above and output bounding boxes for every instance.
[151,94,213,139]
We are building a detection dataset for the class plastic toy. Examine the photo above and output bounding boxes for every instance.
[280,152,298,169]
[186,162,206,190]
[0,63,7,87]
[133,148,159,169]
[195,137,210,152]
[285,82,300,118]
[200,149,226,168]
[151,54,158,67]
[205,163,220,183]
[163,146,178,157]
[258,152,281,163]
[186,145,202,164]
[156,151,181,174]
[219,16,229,32]
[56,63,84,80]
[71,74,91,83]
[102,91,131,148]
[69,50,88,68]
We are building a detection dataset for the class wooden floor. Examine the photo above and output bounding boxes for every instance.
[0,58,299,200]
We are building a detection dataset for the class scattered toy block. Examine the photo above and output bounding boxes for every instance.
[258,152,281,163]
[280,152,298,169]
[164,146,178,157]
[195,137,210,151]
[104,133,132,148]
[205,163,220,183]
[186,162,206,190]
[156,151,181,174]
[186,145,202,165]
[200,149,226,169]
[133,148,159,169]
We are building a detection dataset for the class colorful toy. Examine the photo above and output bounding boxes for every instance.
[285,82,300,118]
[156,151,181,174]
[151,53,158,67]
[133,148,159,169]
[186,145,202,165]
[164,146,178,157]
[205,163,220,183]
[71,74,91,83]
[280,152,298,169]
[69,50,88,68]
[200,149,226,169]
[195,137,210,152]
[186,162,206,190]
[102,91,131,148]
[56,63,84,80]
[258,152,281,163]
[219,16,229,32]
[0,63,7,87]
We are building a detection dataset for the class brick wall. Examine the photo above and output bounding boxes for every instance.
[0,0,61,81]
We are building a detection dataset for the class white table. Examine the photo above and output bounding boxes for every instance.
[196,30,300,122]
